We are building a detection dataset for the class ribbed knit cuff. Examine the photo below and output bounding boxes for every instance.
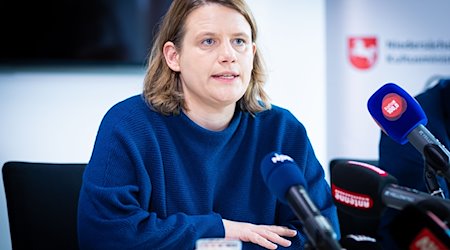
[190,213,225,239]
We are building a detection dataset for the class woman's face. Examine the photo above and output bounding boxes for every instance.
[164,3,256,112]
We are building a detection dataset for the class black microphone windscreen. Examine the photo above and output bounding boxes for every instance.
[331,160,397,218]
[389,204,450,250]
[417,199,450,226]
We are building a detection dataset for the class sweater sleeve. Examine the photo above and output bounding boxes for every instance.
[77,107,225,250]
[78,181,224,250]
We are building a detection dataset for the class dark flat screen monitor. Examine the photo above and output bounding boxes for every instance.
[0,1,172,66]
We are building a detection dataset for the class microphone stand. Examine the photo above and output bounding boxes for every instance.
[407,127,450,183]
[424,165,445,198]
[424,144,450,183]
[423,143,450,198]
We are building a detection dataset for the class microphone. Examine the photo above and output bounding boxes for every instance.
[389,203,450,250]
[331,160,450,218]
[367,82,450,183]
[260,152,341,250]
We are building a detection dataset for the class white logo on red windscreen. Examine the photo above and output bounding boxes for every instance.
[411,228,447,250]
[382,93,407,121]
[332,184,373,209]
[349,37,378,70]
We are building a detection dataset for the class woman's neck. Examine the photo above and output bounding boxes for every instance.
[183,104,236,131]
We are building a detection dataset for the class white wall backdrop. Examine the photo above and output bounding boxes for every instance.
[248,0,327,171]
[0,1,327,249]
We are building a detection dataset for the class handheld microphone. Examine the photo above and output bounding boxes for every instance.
[260,152,341,250]
[331,160,450,218]
[367,82,450,183]
[389,203,450,250]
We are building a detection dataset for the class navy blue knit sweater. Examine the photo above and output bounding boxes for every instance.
[77,94,339,249]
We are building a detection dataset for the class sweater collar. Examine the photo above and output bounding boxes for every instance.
[179,108,243,136]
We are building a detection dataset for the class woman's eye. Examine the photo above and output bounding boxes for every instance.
[202,38,215,46]
[233,38,246,46]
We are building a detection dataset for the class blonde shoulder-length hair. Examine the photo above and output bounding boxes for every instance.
[143,0,271,116]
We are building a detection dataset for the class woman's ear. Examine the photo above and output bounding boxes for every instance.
[163,41,181,72]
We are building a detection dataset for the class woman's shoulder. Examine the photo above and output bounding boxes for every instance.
[108,94,146,111]
[256,104,299,122]
[100,94,158,126]
[106,94,152,114]
[253,104,306,132]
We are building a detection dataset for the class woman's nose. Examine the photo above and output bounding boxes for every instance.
[218,42,237,63]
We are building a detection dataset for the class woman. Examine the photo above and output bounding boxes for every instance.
[77,0,339,249]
